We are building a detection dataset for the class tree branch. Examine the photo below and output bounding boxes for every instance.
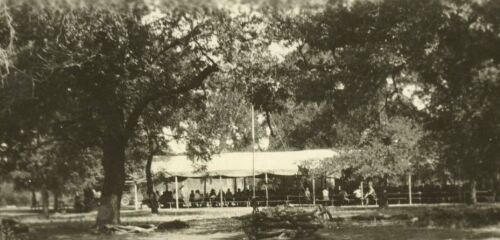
[124,64,219,135]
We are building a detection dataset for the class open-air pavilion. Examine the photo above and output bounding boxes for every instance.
[148,149,339,209]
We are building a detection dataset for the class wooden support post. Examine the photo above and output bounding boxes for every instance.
[312,175,316,205]
[265,173,269,207]
[234,178,237,194]
[203,178,207,207]
[360,181,364,206]
[219,176,224,208]
[133,182,138,211]
[203,178,207,196]
[175,176,179,209]
[408,174,412,205]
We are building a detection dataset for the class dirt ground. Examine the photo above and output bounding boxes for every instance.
[2,204,500,239]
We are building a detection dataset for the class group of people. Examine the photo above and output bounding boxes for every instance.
[156,187,255,208]
[148,181,378,209]
[302,181,378,206]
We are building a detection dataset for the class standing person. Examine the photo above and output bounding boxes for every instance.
[189,190,195,207]
[73,192,83,212]
[304,187,311,203]
[322,188,330,202]
[178,186,186,207]
[364,181,377,205]
[166,190,173,207]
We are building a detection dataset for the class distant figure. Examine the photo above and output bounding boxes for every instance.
[73,192,83,212]
[235,188,242,202]
[166,190,173,202]
[83,188,95,211]
[226,189,234,206]
[353,186,363,205]
[189,190,195,203]
[159,191,168,207]
[364,181,377,205]
[209,189,217,206]
[337,186,350,206]
[243,187,251,201]
[173,188,184,207]
[194,190,202,207]
[322,188,329,201]
[304,187,311,202]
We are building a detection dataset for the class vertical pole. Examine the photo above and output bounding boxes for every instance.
[175,176,179,209]
[134,182,138,211]
[251,105,256,199]
[265,173,269,207]
[408,174,413,205]
[219,176,224,208]
[203,178,207,197]
[360,181,364,206]
[312,174,316,205]
[234,178,237,194]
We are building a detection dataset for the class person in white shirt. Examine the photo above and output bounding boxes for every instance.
[304,187,311,202]
[353,185,363,204]
[322,188,329,201]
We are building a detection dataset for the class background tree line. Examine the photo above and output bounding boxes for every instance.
[0,0,499,225]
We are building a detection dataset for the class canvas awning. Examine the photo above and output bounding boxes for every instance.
[152,149,339,178]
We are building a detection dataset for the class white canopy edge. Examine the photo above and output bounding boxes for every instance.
[152,149,339,178]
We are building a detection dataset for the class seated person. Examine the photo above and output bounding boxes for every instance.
[159,191,168,207]
[234,188,242,202]
[243,187,251,201]
[216,190,225,206]
[189,190,195,206]
[193,190,202,206]
[209,189,217,206]
[364,181,377,205]
[225,189,234,206]
[335,186,350,206]
[353,186,363,204]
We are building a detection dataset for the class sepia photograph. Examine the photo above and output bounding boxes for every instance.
[0,0,499,239]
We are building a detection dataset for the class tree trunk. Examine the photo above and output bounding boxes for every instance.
[378,176,389,208]
[493,173,499,202]
[41,185,49,218]
[146,152,159,214]
[468,179,477,205]
[96,137,127,226]
[53,190,59,212]
[31,190,37,208]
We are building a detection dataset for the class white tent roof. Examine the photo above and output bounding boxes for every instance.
[152,149,338,178]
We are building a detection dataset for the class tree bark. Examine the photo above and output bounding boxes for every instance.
[146,152,159,214]
[378,176,389,208]
[41,185,49,218]
[145,130,159,214]
[493,173,499,202]
[53,190,59,212]
[31,190,37,208]
[96,136,127,226]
